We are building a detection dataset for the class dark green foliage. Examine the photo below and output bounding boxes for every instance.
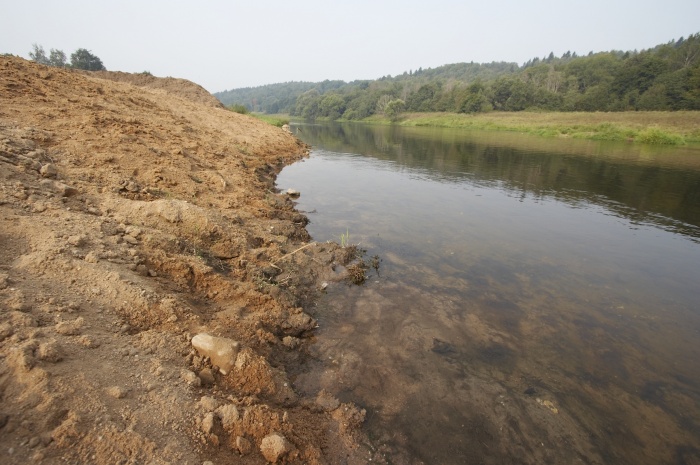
[228,104,249,114]
[29,44,104,70]
[214,32,700,119]
[70,48,106,71]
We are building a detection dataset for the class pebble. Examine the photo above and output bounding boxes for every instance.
[198,368,215,386]
[182,370,201,387]
[235,436,252,455]
[106,386,128,399]
[39,163,57,178]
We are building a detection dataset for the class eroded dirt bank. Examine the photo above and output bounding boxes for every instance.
[0,56,374,464]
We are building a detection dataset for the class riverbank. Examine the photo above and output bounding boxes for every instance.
[286,110,700,145]
[362,111,700,145]
[0,56,374,465]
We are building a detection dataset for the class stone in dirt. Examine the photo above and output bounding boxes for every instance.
[260,433,292,463]
[235,435,252,455]
[191,333,240,375]
[215,404,240,430]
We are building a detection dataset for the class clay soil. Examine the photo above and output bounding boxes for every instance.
[0,56,374,464]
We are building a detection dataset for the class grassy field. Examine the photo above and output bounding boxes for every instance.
[360,111,700,145]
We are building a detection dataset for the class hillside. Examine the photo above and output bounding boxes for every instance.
[215,33,700,119]
[0,56,374,465]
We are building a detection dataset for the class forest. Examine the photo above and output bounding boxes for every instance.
[214,33,700,120]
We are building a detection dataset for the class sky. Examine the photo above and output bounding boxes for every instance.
[1,0,699,93]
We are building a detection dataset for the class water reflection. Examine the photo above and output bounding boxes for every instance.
[296,123,700,241]
[278,123,700,465]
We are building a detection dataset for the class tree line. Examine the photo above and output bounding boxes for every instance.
[29,44,106,71]
[215,33,700,119]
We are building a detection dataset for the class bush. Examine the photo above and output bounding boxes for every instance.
[228,104,249,114]
[637,127,685,145]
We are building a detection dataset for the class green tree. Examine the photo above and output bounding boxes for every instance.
[70,48,105,71]
[294,89,322,120]
[319,94,345,119]
[384,99,405,121]
[459,81,491,113]
[29,44,50,65]
[49,49,67,67]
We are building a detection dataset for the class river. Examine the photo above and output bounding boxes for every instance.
[277,122,700,465]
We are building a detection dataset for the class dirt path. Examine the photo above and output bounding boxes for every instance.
[0,56,376,465]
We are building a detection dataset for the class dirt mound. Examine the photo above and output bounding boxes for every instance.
[0,56,374,464]
[86,70,224,108]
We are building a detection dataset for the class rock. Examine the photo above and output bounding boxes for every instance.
[201,412,215,434]
[0,323,14,341]
[191,334,240,375]
[198,396,219,412]
[55,317,84,336]
[235,435,252,455]
[260,433,292,463]
[285,188,300,197]
[316,390,340,412]
[182,370,201,387]
[106,386,128,399]
[78,335,100,348]
[84,251,100,263]
[39,163,58,178]
[282,336,301,349]
[282,312,316,337]
[53,181,78,197]
[124,235,139,245]
[37,341,63,363]
[66,235,86,247]
[125,181,141,192]
[198,368,216,386]
[215,404,239,430]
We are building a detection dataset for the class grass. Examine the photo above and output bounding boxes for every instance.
[340,228,350,248]
[363,111,700,146]
[251,113,290,128]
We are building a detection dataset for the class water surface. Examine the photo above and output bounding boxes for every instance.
[277,123,700,464]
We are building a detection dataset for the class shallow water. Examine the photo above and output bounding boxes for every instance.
[277,123,700,464]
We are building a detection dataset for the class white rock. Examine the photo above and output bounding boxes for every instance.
[191,334,240,375]
[260,433,292,463]
[216,404,240,430]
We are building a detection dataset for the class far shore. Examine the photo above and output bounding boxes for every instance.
[280,111,700,146]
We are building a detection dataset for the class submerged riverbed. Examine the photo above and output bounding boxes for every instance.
[277,123,700,465]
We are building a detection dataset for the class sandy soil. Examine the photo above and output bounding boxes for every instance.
[0,56,375,464]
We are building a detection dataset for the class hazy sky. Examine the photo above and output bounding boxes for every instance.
[2,0,699,92]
